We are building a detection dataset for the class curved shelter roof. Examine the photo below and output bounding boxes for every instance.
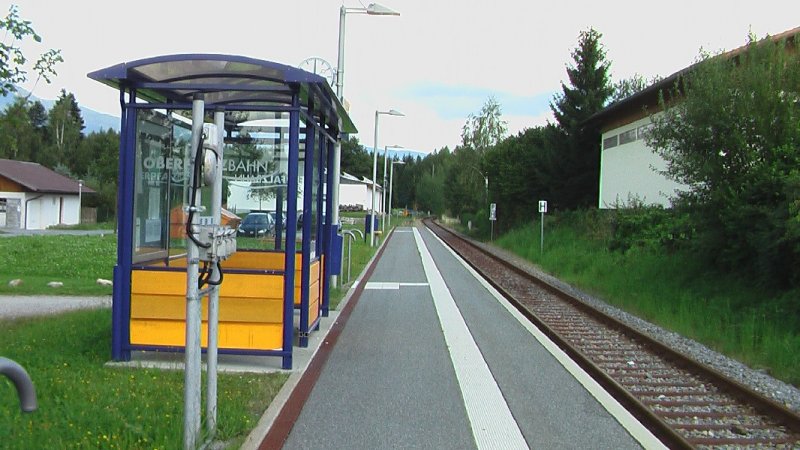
[88,54,356,133]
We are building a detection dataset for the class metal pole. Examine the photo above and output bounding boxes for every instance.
[78,180,83,224]
[381,146,388,233]
[206,109,225,437]
[540,211,545,254]
[347,233,352,282]
[336,6,346,101]
[330,6,347,288]
[389,162,395,229]
[184,94,204,450]
[370,111,379,247]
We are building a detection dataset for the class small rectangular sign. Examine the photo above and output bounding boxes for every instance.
[489,203,497,221]
[538,200,547,214]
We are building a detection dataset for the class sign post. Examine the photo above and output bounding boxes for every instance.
[538,200,547,253]
[489,202,497,241]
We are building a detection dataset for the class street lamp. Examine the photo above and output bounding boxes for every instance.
[332,2,400,282]
[371,109,404,247]
[78,179,83,224]
[470,165,489,204]
[382,144,403,233]
[389,160,405,228]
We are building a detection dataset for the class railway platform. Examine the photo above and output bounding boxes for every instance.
[251,225,666,449]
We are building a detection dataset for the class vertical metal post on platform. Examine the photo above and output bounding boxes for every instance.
[184,94,205,450]
[299,105,315,348]
[112,87,135,361]
[206,109,225,437]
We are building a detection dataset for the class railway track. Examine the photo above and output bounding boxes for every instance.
[424,219,800,449]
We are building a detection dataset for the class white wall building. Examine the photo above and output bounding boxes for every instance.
[597,114,686,208]
[589,26,799,209]
[339,172,383,213]
[0,159,92,229]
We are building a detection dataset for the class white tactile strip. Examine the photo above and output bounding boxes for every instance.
[413,227,529,450]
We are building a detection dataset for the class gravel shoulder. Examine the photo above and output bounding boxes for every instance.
[0,295,111,320]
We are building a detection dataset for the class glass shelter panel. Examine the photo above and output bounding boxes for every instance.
[132,109,193,262]
[225,113,290,250]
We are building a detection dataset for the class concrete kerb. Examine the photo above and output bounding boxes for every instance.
[239,228,394,450]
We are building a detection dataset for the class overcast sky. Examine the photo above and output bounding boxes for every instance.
[7,0,799,153]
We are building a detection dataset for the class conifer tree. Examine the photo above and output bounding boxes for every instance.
[547,28,613,209]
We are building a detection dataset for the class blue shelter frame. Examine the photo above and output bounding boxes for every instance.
[89,54,355,368]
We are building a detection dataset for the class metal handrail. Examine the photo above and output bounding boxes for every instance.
[0,357,37,412]
[342,230,357,283]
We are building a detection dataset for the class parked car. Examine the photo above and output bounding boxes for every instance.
[237,212,274,237]
[268,211,286,229]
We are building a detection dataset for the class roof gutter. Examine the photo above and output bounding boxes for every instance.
[24,194,43,230]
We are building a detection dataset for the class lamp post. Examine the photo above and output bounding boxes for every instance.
[469,165,489,204]
[382,144,403,233]
[333,3,400,277]
[389,160,405,229]
[78,179,83,224]
[371,109,404,247]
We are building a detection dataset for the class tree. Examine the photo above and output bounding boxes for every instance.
[548,28,613,209]
[0,4,62,97]
[609,73,662,104]
[648,34,800,286]
[461,96,508,154]
[444,146,484,218]
[81,129,120,221]
[484,126,551,230]
[340,136,372,179]
[46,89,84,169]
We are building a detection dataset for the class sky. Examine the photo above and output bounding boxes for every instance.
[6,0,799,154]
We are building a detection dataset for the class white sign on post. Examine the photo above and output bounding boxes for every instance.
[538,200,548,214]
[489,203,497,221]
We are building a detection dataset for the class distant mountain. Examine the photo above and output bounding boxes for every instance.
[0,88,120,134]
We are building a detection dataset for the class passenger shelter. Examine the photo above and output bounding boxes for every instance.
[89,54,355,369]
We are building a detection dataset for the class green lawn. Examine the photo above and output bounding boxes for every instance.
[0,234,116,295]
[0,309,287,449]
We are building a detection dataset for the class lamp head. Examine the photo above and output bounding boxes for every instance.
[387,109,404,117]
[366,3,400,16]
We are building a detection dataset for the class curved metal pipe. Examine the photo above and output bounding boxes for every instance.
[0,357,37,412]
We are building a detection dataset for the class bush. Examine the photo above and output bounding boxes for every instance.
[608,204,695,253]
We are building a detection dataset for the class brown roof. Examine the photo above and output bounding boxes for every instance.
[0,159,96,194]
[586,26,800,128]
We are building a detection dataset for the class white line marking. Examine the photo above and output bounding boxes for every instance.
[365,282,400,290]
[425,227,668,450]
[364,282,430,290]
[413,228,529,450]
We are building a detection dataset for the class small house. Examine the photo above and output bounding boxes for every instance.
[0,158,94,229]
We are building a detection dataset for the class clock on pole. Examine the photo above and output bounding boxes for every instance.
[299,57,336,87]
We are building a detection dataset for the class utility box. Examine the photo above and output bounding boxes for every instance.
[364,214,379,238]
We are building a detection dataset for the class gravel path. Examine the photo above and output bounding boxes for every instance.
[0,295,111,320]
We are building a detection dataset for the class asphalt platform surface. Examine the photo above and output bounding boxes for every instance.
[279,226,651,449]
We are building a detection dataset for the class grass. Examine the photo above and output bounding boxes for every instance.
[495,216,800,385]
[0,213,385,448]
[0,234,116,295]
[0,309,288,449]
[47,222,117,231]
